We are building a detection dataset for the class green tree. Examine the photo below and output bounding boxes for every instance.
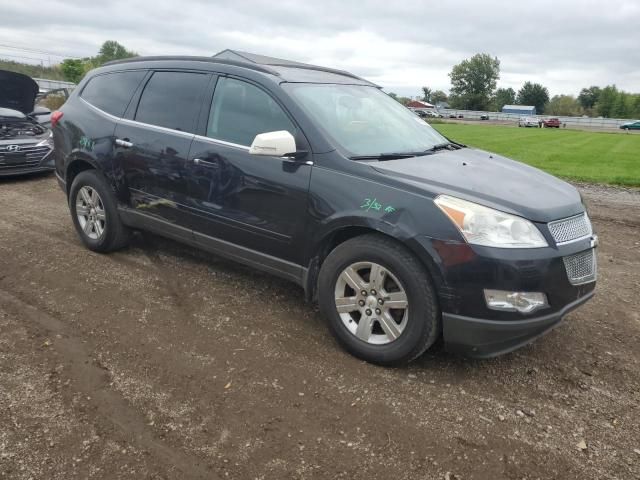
[492,87,516,111]
[595,85,619,117]
[545,95,583,116]
[421,87,432,103]
[431,90,448,104]
[516,82,550,114]
[448,53,500,110]
[60,59,86,83]
[95,40,138,64]
[577,86,601,110]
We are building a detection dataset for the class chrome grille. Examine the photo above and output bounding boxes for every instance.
[548,213,592,244]
[563,249,596,285]
[0,144,51,169]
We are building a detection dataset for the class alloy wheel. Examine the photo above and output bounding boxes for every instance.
[334,261,409,345]
[76,186,106,240]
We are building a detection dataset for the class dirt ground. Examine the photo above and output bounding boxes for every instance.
[1,174,639,480]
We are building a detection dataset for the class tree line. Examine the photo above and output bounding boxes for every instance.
[390,53,640,119]
[59,41,138,83]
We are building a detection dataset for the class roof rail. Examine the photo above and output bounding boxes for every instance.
[102,56,280,76]
[266,62,370,83]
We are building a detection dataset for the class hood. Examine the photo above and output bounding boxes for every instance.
[372,148,583,223]
[0,70,39,115]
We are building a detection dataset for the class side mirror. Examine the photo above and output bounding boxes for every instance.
[249,130,296,157]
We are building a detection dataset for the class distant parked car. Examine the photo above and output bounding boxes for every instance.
[425,110,443,118]
[619,120,640,130]
[518,116,539,128]
[457,114,464,119]
[540,117,561,128]
[414,110,428,118]
[480,114,489,120]
[448,113,457,119]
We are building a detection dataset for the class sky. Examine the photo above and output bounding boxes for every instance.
[1,0,639,98]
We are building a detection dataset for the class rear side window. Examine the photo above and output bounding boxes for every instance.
[81,71,146,117]
[207,77,295,146]
[135,71,209,133]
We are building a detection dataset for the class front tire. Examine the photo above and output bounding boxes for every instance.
[69,170,130,252]
[318,234,440,365]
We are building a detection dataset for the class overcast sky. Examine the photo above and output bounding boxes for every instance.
[1,0,638,97]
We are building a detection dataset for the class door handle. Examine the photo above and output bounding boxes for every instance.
[115,138,134,148]
[193,158,218,168]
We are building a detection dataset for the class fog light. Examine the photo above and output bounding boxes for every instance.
[484,290,548,314]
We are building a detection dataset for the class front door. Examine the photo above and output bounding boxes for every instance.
[185,76,312,265]
[114,70,211,227]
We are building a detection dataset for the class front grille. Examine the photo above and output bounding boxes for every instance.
[563,249,597,285]
[548,213,592,244]
[0,145,51,169]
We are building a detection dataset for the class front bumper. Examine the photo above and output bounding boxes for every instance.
[412,231,597,358]
[443,290,594,358]
[0,145,54,177]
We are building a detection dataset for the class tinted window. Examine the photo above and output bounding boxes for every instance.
[135,71,209,133]
[81,71,146,117]
[207,77,295,146]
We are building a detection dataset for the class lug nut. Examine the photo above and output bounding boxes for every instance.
[358,300,365,307]
[361,290,367,296]
[365,309,372,316]
[377,298,384,305]
[370,289,377,296]
[375,308,381,315]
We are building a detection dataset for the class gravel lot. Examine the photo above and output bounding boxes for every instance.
[1,175,639,480]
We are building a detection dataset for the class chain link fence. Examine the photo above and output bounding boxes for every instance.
[437,109,636,131]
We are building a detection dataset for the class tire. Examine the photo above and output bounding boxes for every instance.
[69,170,130,252]
[318,234,440,365]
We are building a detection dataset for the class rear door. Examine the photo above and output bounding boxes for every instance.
[113,70,211,226]
[185,76,312,265]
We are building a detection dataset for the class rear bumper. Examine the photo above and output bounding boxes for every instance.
[443,290,595,358]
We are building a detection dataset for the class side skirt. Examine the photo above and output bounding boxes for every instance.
[118,208,307,286]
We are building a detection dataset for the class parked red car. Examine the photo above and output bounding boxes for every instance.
[540,117,561,128]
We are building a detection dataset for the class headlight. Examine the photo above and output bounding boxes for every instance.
[434,195,547,248]
[36,130,54,149]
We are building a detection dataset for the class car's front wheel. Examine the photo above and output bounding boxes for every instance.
[318,234,440,365]
[69,170,130,252]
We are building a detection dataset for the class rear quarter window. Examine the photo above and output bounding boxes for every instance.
[80,70,146,117]
[134,71,210,133]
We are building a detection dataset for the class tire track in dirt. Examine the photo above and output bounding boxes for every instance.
[0,288,220,480]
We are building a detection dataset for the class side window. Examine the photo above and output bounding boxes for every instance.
[207,77,295,146]
[135,71,209,133]
[81,70,146,117]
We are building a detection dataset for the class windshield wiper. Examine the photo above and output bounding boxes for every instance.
[349,153,418,161]
[350,142,463,161]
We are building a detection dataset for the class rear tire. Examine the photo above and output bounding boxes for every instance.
[69,170,130,252]
[318,234,440,365]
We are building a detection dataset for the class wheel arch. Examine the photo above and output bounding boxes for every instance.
[64,154,100,196]
[303,219,444,303]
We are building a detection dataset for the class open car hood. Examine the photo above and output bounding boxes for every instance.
[0,70,39,115]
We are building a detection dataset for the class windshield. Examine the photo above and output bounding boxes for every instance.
[283,83,449,157]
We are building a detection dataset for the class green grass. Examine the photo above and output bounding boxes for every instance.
[432,123,640,186]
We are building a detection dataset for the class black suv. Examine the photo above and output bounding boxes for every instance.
[52,55,597,365]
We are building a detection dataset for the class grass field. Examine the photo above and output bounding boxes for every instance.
[432,123,640,186]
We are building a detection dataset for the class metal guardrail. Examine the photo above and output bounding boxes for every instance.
[437,109,636,130]
[33,77,76,92]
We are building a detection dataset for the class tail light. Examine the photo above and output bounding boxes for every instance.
[51,110,64,128]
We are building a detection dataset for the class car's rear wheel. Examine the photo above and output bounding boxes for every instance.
[69,170,130,252]
[318,234,440,365]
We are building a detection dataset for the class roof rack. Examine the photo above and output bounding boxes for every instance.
[212,49,371,84]
[103,56,281,76]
